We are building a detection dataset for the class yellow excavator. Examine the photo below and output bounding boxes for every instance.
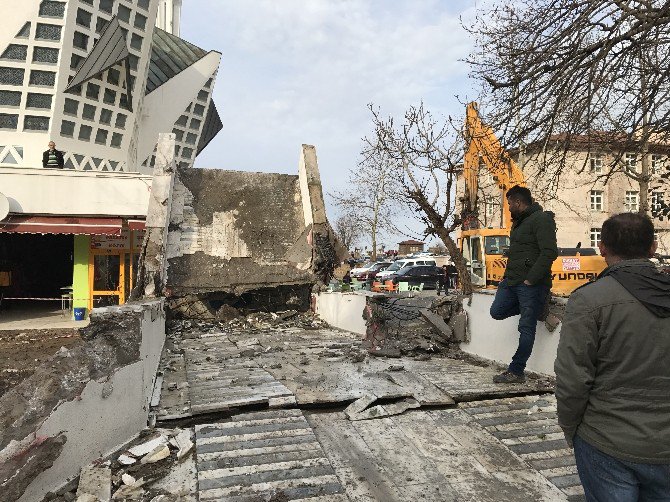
[458,102,606,296]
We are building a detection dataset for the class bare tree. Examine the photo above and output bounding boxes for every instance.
[364,103,474,294]
[467,0,670,214]
[331,151,398,261]
[333,212,362,251]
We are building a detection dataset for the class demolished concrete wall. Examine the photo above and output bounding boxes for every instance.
[461,291,561,375]
[134,142,346,318]
[0,300,166,502]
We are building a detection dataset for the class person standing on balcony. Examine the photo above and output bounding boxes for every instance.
[555,213,670,500]
[42,141,64,169]
[489,185,558,383]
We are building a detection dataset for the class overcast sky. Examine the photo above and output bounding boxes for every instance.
[181,0,480,248]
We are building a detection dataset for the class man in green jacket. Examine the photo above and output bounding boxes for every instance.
[490,185,558,383]
[555,213,670,500]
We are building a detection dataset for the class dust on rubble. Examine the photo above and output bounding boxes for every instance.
[0,328,81,397]
[45,428,196,502]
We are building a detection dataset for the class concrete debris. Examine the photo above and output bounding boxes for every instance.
[346,396,421,421]
[127,435,168,458]
[75,465,111,502]
[121,473,136,485]
[117,454,136,466]
[140,445,171,464]
[419,309,454,341]
[173,430,194,460]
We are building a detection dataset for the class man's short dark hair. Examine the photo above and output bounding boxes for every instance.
[601,213,655,259]
[506,185,533,205]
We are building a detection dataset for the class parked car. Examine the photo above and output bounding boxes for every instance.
[357,262,392,281]
[375,258,437,281]
[389,265,442,289]
[350,262,375,276]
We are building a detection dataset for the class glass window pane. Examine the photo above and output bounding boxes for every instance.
[0,113,19,130]
[60,120,75,137]
[76,8,92,28]
[79,124,92,141]
[35,23,62,40]
[111,132,123,148]
[39,1,66,18]
[193,103,205,116]
[0,67,24,85]
[73,32,89,50]
[100,108,112,124]
[103,88,116,105]
[26,92,52,109]
[63,98,79,115]
[29,70,55,87]
[93,254,120,291]
[134,13,147,30]
[33,46,59,64]
[115,113,127,129]
[82,104,96,120]
[99,0,114,14]
[1,45,28,61]
[189,118,201,130]
[24,115,50,131]
[96,17,109,34]
[16,22,31,39]
[107,67,120,86]
[86,83,100,100]
[95,128,108,145]
[0,90,21,107]
[118,5,131,23]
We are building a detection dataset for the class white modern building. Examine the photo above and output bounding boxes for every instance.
[0,0,223,316]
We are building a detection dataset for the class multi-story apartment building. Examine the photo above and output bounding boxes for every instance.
[458,142,670,256]
[0,0,223,316]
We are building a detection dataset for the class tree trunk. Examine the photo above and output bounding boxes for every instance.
[371,226,377,261]
[435,227,472,295]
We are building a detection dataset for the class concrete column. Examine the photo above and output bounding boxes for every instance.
[165,0,174,34]
[173,0,182,36]
[298,144,328,228]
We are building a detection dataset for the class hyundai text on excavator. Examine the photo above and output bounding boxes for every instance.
[458,102,606,296]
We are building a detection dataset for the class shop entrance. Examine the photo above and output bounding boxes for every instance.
[88,229,143,310]
[0,233,74,315]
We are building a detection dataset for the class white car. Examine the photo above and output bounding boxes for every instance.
[349,262,375,276]
[376,258,437,281]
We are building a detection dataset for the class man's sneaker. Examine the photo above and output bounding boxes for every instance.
[493,371,526,384]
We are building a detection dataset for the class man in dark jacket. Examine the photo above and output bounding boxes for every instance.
[555,213,670,500]
[42,141,64,168]
[489,185,558,383]
[556,213,670,498]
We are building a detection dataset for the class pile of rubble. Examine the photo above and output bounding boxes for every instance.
[168,309,330,337]
[47,428,195,502]
[362,294,467,359]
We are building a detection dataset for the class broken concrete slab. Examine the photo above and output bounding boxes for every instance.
[76,466,111,502]
[345,397,421,421]
[420,309,454,341]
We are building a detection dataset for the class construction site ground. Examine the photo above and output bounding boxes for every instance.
[0,327,81,396]
[89,314,586,502]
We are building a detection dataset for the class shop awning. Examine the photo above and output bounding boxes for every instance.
[0,216,123,235]
[127,219,146,231]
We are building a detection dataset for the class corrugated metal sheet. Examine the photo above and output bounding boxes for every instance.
[146,28,207,94]
[0,216,123,235]
[65,17,133,110]
[196,102,223,155]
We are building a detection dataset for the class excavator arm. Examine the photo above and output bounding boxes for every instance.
[463,102,526,230]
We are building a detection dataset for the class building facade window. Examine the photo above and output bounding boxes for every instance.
[23,115,50,131]
[651,155,664,175]
[1,44,28,61]
[39,1,66,18]
[0,113,19,129]
[590,228,602,248]
[76,9,93,28]
[95,129,108,145]
[590,190,604,211]
[589,154,603,173]
[99,0,114,14]
[115,113,127,129]
[16,22,31,39]
[73,32,89,51]
[35,23,62,41]
[0,67,24,85]
[33,47,59,64]
[82,104,96,120]
[79,124,92,141]
[60,120,75,137]
[100,108,112,124]
[624,191,639,212]
[624,153,639,174]
[0,90,21,107]
[651,192,665,214]
[86,83,100,100]
[29,70,55,87]
[111,132,123,148]
[26,92,53,109]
